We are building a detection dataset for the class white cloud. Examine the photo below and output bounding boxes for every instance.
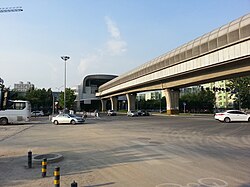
[78,16,127,75]
[106,39,127,55]
[105,16,127,55]
[105,16,121,39]
[78,53,102,75]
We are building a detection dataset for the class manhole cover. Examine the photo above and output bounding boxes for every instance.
[33,153,63,165]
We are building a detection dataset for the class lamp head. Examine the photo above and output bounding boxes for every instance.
[61,56,70,61]
[0,78,4,85]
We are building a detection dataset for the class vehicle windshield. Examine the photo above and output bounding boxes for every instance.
[68,114,77,117]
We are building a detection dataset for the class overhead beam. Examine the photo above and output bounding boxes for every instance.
[97,55,250,99]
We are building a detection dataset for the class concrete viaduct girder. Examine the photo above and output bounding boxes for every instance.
[97,14,250,114]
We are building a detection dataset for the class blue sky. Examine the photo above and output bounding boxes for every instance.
[1,0,250,90]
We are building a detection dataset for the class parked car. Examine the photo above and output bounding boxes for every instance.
[214,110,250,123]
[51,114,85,125]
[137,110,150,116]
[160,109,166,113]
[31,111,44,117]
[107,110,117,116]
[127,110,138,117]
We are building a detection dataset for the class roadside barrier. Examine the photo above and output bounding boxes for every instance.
[41,158,47,177]
[71,181,78,187]
[26,151,82,186]
[54,166,60,187]
[28,150,32,168]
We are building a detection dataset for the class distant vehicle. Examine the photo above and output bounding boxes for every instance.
[141,110,150,116]
[31,110,44,117]
[52,113,85,125]
[0,100,31,125]
[160,109,166,113]
[107,110,117,116]
[137,110,150,116]
[214,110,250,123]
[127,110,138,117]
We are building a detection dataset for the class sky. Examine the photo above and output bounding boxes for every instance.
[1,0,250,91]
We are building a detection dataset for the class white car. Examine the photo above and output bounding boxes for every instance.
[127,110,138,117]
[214,110,250,123]
[52,114,85,125]
[107,110,117,116]
[31,111,44,117]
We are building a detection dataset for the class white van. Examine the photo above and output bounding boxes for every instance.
[0,100,31,125]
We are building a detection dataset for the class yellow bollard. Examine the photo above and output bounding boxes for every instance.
[42,158,47,177]
[54,166,60,187]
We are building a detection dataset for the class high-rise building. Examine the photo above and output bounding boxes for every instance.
[180,86,200,97]
[137,91,163,101]
[202,80,235,109]
[14,81,34,92]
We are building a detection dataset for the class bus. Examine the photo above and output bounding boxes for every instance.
[0,100,31,125]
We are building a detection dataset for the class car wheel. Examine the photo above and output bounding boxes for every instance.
[248,117,250,122]
[0,118,8,125]
[224,117,231,123]
[54,120,59,125]
[71,120,76,125]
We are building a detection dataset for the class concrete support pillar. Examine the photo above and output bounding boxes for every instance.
[101,99,107,112]
[164,88,180,115]
[76,99,81,111]
[110,96,118,111]
[126,93,136,111]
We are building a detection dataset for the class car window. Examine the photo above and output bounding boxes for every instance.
[228,111,246,114]
[236,111,245,114]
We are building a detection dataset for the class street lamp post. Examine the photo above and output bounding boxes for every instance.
[61,56,70,113]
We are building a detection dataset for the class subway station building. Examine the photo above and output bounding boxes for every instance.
[75,74,117,111]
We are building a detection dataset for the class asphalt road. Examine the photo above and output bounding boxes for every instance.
[0,114,249,187]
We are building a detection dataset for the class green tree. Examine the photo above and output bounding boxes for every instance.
[180,90,215,113]
[10,88,53,114]
[26,88,53,113]
[227,76,250,109]
[58,88,76,110]
[197,90,215,112]
[9,90,26,100]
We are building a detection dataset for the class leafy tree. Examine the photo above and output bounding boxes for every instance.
[227,76,250,109]
[197,90,215,112]
[26,88,53,113]
[180,90,215,113]
[10,88,53,114]
[58,88,76,110]
[136,96,166,111]
[9,90,26,100]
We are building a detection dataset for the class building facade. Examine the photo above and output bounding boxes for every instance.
[138,81,235,110]
[75,74,117,111]
[202,80,235,109]
[14,81,34,92]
